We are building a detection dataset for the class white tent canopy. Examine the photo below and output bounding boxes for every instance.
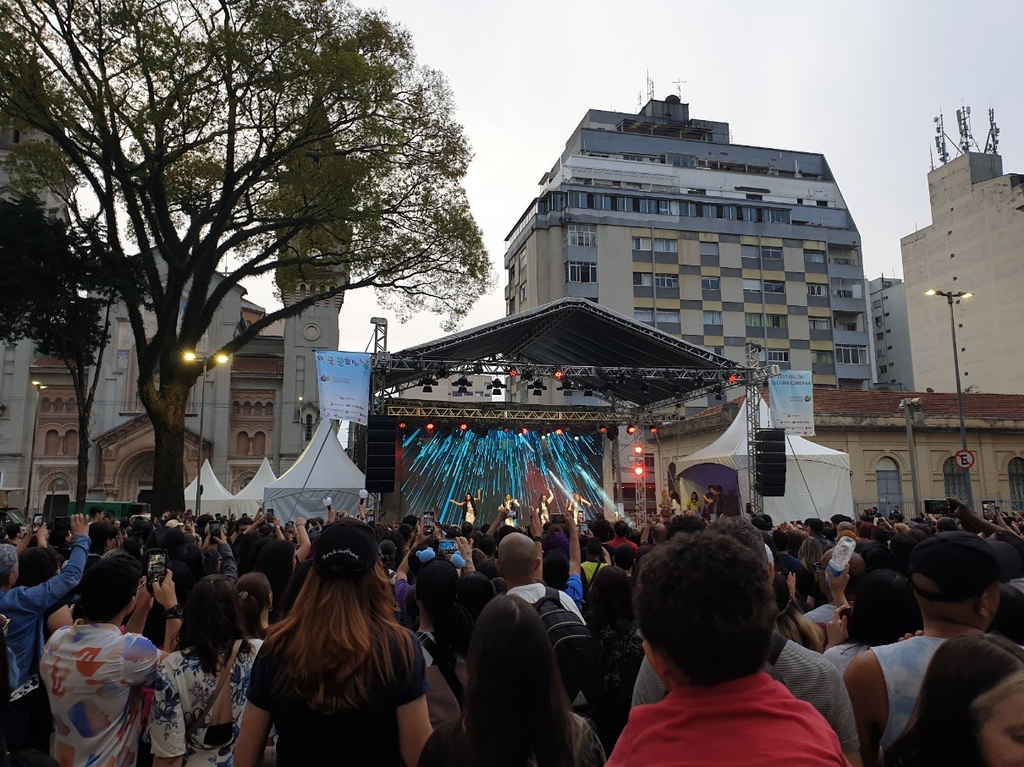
[230,458,278,518]
[674,395,853,523]
[184,459,235,516]
[263,419,366,522]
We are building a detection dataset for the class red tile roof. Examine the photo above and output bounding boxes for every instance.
[693,389,1024,420]
[31,356,65,369]
[231,356,284,375]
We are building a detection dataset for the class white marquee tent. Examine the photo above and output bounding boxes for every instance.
[263,419,366,522]
[229,458,278,518]
[674,396,853,523]
[184,459,235,516]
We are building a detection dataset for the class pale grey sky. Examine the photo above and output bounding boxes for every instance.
[244,0,1024,354]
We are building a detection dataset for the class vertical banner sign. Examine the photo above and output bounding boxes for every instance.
[315,351,371,425]
[768,371,815,436]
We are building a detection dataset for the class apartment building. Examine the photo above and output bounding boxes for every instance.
[503,96,871,413]
[868,276,914,391]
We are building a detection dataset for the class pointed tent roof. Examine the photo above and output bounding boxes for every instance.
[677,395,850,472]
[184,459,234,514]
[233,458,277,501]
[263,420,366,521]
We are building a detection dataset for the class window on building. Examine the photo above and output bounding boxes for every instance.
[816,200,828,207]
[810,318,831,330]
[812,350,833,364]
[765,209,790,224]
[764,281,785,294]
[680,202,698,217]
[745,313,764,328]
[742,206,758,222]
[875,332,885,341]
[701,277,721,291]
[1010,457,1024,511]
[943,457,970,501]
[566,224,597,247]
[807,283,826,297]
[633,272,652,287]
[835,345,868,365]
[709,346,725,356]
[654,238,677,253]
[722,206,738,220]
[518,247,527,269]
[766,350,790,363]
[655,310,679,324]
[767,314,788,328]
[703,310,723,326]
[634,309,654,324]
[654,273,678,289]
[742,279,762,295]
[761,246,783,261]
[699,242,719,257]
[875,457,902,513]
[741,244,759,259]
[878,364,888,375]
[804,250,826,263]
[701,204,718,219]
[877,347,886,358]
[565,262,597,283]
[632,237,652,251]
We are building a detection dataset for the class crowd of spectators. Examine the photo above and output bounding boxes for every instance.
[0,494,1020,766]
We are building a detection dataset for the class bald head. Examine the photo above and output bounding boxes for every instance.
[497,531,540,587]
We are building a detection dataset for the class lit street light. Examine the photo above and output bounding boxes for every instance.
[924,288,974,508]
[25,380,47,514]
[183,351,230,516]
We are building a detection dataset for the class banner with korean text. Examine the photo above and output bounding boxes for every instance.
[768,371,815,436]
[315,351,371,425]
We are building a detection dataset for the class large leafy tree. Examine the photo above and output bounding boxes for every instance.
[0,0,491,510]
[0,197,139,505]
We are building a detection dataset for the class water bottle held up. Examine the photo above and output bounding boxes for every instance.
[827,536,856,578]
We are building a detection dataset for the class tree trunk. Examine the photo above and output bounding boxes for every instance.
[75,408,91,504]
[141,378,192,514]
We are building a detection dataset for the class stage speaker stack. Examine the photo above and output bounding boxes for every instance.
[754,428,787,497]
[365,415,398,493]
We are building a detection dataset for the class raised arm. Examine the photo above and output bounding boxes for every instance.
[294,517,311,563]
[564,509,581,577]
[486,506,508,537]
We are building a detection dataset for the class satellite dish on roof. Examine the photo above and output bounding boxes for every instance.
[665,94,681,104]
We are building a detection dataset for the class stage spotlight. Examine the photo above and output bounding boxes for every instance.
[459,423,468,431]
[626,424,637,435]
[633,445,644,455]
[398,422,406,429]
[521,368,534,381]
[650,426,658,434]
[473,362,484,374]
[728,374,739,384]
[425,422,435,432]
[508,367,519,377]
[574,436,580,441]
[554,428,564,436]
[520,427,529,435]
[552,368,565,381]
[633,465,645,477]
[607,426,619,440]
[599,425,607,434]
[640,381,650,393]
[487,378,504,394]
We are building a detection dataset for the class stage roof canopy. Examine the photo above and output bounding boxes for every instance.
[382,298,744,410]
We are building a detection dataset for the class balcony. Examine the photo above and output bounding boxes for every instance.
[833,329,870,346]
[830,293,867,313]
[836,362,872,381]
[827,262,864,280]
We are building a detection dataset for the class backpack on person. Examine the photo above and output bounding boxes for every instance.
[533,587,603,712]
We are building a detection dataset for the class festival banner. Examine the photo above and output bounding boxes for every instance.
[315,351,371,425]
[768,370,815,436]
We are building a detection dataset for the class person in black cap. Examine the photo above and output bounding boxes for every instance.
[845,531,1002,767]
[234,519,432,767]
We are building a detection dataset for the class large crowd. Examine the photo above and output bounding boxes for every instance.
[0,494,1021,767]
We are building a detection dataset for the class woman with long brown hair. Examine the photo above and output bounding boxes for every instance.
[233,520,431,767]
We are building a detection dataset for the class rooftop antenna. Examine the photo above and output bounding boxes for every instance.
[646,70,655,102]
[956,104,977,155]
[934,112,950,164]
[672,78,686,100]
[929,145,935,172]
[984,106,1000,155]
[637,90,642,112]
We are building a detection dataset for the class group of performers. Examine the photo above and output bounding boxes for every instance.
[446,487,598,527]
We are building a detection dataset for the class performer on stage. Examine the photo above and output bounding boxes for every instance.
[568,492,594,523]
[537,487,554,525]
[500,493,521,526]
[448,489,482,525]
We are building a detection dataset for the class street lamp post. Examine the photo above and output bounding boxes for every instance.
[25,380,47,514]
[183,351,229,517]
[899,397,923,518]
[924,289,974,508]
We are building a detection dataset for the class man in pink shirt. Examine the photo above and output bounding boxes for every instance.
[607,531,849,767]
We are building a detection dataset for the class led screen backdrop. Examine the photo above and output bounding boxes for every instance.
[399,428,606,526]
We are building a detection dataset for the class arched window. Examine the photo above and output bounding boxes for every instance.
[52,478,69,493]
[943,456,970,502]
[242,401,252,415]
[254,402,263,416]
[65,398,75,412]
[1010,458,1024,511]
[43,430,60,455]
[236,432,249,456]
[875,456,902,515]
[265,402,274,416]
[39,398,51,413]
[232,401,241,415]
[252,431,266,455]
[304,414,314,442]
[53,398,63,413]
[65,430,79,456]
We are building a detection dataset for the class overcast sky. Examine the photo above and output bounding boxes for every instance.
[243,0,1024,354]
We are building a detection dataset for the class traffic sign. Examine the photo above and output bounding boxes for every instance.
[954,449,976,470]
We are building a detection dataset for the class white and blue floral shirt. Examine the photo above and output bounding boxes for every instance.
[147,639,263,767]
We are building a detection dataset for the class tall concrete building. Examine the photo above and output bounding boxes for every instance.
[902,152,1024,394]
[503,97,871,413]
[868,276,914,391]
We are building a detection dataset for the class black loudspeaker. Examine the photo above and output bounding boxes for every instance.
[365,415,398,493]
[754,428,787,497]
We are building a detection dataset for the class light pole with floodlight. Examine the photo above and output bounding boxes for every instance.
[924,288,974,508]
[24,380,47,514]
[183,351,229,516]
